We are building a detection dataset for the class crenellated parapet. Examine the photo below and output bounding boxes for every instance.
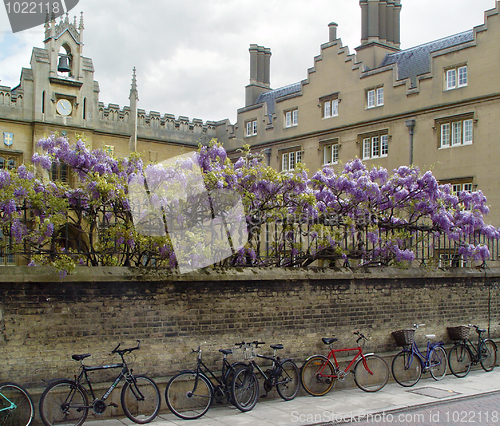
[0,85,23,108]
[97,102,218,137]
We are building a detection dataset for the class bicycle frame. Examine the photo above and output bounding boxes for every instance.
[405,340,440,370]
[75,362,134,408]
[320,346,373,378]
[0,391,15,411]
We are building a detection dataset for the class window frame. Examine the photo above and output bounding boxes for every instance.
[284,108,298,128]
[320,93,339,119]
[280,147,303,171]
[437,114,474,149]
[360,131,389,160]
[366,86,384,109]
[445,65,468,90]
[245,119,258,137]
[322,142,339,166]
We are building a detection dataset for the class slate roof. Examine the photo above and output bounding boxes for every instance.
[255,82,302,114]
[379,30,474,87]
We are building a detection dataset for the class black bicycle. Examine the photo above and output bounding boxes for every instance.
[39,341,160,426]
[165,345,258,420]
[0,381,35,426]
[231,341,299,410]
[448,324,497,378]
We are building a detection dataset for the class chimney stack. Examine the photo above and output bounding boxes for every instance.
[356,0,401,69]
[328,22,338,42]
[245,44,272,106]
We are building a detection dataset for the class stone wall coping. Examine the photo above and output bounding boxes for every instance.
[0,265,496,283]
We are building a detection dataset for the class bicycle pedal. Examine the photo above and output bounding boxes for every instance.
[260,394,268,398]
[109,403,118,408]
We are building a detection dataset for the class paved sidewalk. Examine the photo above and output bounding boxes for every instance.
[83,368,500,426]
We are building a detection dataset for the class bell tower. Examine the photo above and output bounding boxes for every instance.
[43,11,85,80]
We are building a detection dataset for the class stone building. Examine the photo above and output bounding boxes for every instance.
[0,12,232,185]
[228,0,500,226]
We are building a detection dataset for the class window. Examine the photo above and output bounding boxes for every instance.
[446,65,467,90]
[438,116,473,148]
[285,109,298,128]
[361,132,389,160]
[320,93,339,119]
[245,119,257,137]
[0,228,15,266]
[367,87,384,108]
[51,163,69,183]
[323,143,339,165]
[0,156,16,170]
[281,148,302,171]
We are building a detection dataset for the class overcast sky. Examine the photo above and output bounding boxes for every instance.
[0,0,496,123]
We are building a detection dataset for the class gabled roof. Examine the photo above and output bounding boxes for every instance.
[255,82,302,114]
[379,30,474,87]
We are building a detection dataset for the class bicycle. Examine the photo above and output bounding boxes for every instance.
[300,331,389,396]
[447,324,497,378]
[231,341,299,408]
[391,324,448,387]
[165,344,258,420]
[39,341,160,426]
[0,381,35,426]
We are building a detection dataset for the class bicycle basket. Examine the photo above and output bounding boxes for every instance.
[447,325,470,340]
[392,329,415,347]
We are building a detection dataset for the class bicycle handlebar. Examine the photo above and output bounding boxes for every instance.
[112,340,140,356]
[413,323,425,329]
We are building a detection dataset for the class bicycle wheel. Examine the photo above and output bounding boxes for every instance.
[353,354,389,392]
[276,360,300,401]
[165,371,213,420]
[391,350,422,387]
[0,382,34,426]
[230,366,259,412]
[39,379,89,426]
[480,339,497,372]
[448,343,472,378]
[121,375,160,424]
[300,355,335,396]
[428,346,447,380]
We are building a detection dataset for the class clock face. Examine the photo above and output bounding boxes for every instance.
[56,99,72,116]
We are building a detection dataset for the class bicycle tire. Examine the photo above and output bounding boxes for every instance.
[428,346,447,380]
[121,375,160,424]
[300,355,335,396]
[448,343,472,378]
[39,379,89,426]
[480,339,497,372]
[0,382,34,426]
[353,354,389,392]
[230,365,259,412]
[391,350,422,387]
[276,360,300,401]
[165,371,213,420]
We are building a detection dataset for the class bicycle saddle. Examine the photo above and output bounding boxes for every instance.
[270,344,283,350]
[425,334,436,340]
[219,349,233,355]
[322,338,338,345]
[72,354,91,361]
[477,328,486,333]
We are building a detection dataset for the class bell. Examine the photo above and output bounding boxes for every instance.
[57,55,71,73]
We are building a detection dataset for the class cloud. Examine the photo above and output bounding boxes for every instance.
[0,0,495,123]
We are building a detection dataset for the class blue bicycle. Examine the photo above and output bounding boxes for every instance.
[391,324,448,387]
[0,381,34,426]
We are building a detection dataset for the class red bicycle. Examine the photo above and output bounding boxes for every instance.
[300,331,389,395]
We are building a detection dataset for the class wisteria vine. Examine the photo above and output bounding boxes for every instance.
[0,133,497,275]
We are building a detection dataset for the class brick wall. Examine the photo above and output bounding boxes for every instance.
[0,266,498,391]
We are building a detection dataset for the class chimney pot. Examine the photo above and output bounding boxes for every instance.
[328,22,338,42]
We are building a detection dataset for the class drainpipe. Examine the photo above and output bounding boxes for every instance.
[405,119,416,165]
